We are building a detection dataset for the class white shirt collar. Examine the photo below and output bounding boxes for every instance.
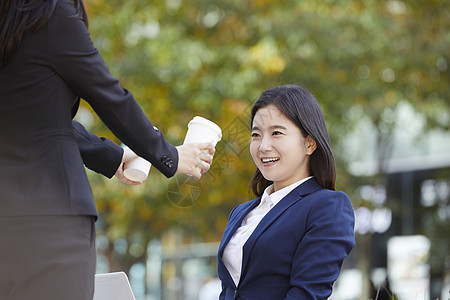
[261,176,313,208]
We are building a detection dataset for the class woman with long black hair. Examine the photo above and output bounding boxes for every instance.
[217,84,355,299]
[0,1,214,299]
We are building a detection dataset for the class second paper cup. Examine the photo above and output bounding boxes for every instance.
[123,157,152,181]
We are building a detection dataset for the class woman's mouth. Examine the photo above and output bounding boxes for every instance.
[261,157,280,165]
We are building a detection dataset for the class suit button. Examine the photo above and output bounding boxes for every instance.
[161,156,173,168]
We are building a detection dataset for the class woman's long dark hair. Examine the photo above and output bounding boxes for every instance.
[0,0,88,68]
[250,84,336,196]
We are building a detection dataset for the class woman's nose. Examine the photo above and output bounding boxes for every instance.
[259,136,272,152]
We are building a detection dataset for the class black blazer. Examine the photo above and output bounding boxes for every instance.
[0,0,178,217]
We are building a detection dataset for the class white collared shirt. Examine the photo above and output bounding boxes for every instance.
[222,176,313,286]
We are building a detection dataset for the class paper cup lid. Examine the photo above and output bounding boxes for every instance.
[188,116,222,139]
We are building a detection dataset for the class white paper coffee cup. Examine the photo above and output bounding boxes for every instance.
[123,156,152,181]
[183,116,222,146]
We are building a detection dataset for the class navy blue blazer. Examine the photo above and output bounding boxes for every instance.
[217,178,355,299]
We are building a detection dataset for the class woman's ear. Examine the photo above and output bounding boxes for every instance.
[305,135,317,155]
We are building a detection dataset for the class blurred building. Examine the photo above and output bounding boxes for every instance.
[332,101,450,300]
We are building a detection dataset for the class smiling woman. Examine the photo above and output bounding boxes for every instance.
[249,84,337,196]
[250,104,317,192]
[217,84,355,299]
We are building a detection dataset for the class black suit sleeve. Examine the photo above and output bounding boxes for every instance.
[47,0,178,177]
[73,120,123,179]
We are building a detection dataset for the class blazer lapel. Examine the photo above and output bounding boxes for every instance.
[240,178,322,279]
[217,198,261,288]
[218,198,262,256]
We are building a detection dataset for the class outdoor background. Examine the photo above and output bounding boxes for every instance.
[75,0,449,299]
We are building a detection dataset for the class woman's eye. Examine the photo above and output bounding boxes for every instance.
[273,131,283,135]
[251,132,260,138]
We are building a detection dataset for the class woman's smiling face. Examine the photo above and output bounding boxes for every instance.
[250,105,316,192]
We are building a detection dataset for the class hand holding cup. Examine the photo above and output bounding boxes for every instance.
[176,116,221,179]
[121,146,152,182]
[176,143,215,180]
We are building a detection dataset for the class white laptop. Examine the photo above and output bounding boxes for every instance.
[93,272,136,300]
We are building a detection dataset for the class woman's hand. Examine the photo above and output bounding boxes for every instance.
[115,147,143,185]
[176,143,215,180]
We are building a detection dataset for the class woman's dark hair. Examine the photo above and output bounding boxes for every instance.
[250,84,336,196]
[0,0,88,68]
